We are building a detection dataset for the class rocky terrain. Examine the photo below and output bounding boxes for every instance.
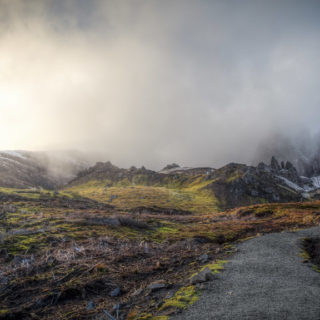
[1,154,320,319]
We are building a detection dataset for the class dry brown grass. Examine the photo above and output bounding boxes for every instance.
[1,192,320,319]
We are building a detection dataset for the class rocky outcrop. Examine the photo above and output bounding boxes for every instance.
[68,156,320,210]
[204,157,309,209]
[271,156,281,172]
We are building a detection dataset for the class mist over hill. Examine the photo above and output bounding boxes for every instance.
[0,150,91,189]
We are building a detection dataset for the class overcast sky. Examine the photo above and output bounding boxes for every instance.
[0,0,319,169]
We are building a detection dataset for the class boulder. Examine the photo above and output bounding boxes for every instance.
[110,287,121,297]
[190,267,215,284]
[198,253,209,263]
[87,301,95,310]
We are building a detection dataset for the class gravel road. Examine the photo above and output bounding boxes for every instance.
[173,226,320,320]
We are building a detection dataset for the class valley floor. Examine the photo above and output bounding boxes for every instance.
[173,226,320,320]
[1,188,320,319]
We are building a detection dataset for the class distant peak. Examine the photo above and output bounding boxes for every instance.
[162,163,180,171]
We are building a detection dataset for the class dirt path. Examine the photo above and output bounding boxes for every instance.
[173,226,320,320]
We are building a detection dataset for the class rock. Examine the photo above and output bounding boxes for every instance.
[198,253,209,263]
[87,301,95,310]
[109,194,118,201]
[147,281,167,291]
[271,156,281,172]
[285,161,294,170]
[131,288,143,297]
[110,287,121,297]
[190,267,215,284]
[113,304,120,310]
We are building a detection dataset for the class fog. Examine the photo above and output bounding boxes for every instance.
[0,0,319,169]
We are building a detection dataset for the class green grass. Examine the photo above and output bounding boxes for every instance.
[190,259,228,278]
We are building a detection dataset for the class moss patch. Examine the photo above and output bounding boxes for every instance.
[160,285,199,311]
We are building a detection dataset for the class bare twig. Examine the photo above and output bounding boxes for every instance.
[103,309,116,320]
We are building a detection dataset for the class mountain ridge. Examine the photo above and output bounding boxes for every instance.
[67,157,320,210]
[1,150,320,210]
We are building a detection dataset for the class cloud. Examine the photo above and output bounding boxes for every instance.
[0,0,319,169]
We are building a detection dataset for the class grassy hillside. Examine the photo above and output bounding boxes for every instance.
[66,178,220,215]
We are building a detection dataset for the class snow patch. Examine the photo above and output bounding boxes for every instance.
[278,175,320,193]
[311,176,320,189]
[277,176,304,192]
[2,151,26,159]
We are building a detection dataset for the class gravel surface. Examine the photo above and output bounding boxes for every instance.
[173,226,320,320]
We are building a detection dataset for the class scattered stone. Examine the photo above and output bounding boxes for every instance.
[165,290,175,299]
[110,287,121,297]
[198,253,209,263]
[114,303,126,311]
[87,301,95,310]
[147,280,167,291]
[190,267,215,284]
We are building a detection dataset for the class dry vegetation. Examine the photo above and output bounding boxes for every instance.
[1,186,320,319]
